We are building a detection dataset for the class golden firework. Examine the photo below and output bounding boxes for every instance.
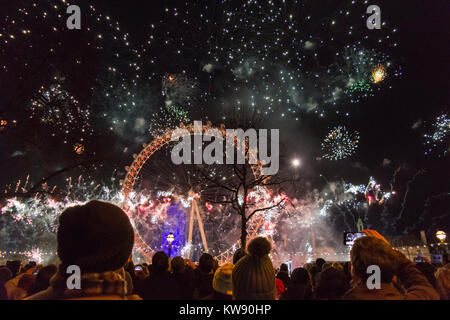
[73,143,85,155]
[372,65,386,83]
[0,119,7,131]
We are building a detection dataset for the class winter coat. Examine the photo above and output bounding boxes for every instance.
[343,258,440,300]
[139,270,182,300]
[193,268,214,299]
[171,268,195,300]
[281,283,313,300]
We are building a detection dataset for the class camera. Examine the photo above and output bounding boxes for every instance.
[344,232,366,246]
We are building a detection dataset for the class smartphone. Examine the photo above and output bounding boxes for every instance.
[344,232,366,246]
[33,270,39,275]
[134,265,143,272]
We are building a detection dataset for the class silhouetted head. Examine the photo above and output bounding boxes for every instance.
[57,200,134,273]
[6,260,21,277]
[152,251,169,273]
[350,236,398,283]
[171,256,185,274]
[199,253,214,274]
[314,267,349,300]
[24,261,36,271]
[315,258,326,269]
[291,268,310,285]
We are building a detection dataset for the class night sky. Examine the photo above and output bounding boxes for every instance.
[0,0,449,251]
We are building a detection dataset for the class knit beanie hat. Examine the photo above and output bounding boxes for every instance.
[213,263,234,295]
[232,248,246,264]
[232,237,276,300]
[57,200,134,274]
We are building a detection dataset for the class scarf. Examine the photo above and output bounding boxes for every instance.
[48,268,128,299]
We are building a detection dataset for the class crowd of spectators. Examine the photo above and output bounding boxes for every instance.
[0,200,448,300]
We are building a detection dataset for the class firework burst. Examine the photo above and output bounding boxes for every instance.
[322,126,360,160]
[142,1,401,119]
[372,65,387,83]
[162,73,200,110]
[424,113,450,157]
[29,82,93,144]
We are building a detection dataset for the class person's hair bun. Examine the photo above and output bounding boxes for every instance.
[247,237,272,257]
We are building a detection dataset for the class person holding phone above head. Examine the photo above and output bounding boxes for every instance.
[342,229,440,300]
[344,232,366,246]
[28,265,57,297]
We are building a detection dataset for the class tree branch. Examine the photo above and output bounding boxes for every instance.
[1,159,103,201]
[247,197,288,221]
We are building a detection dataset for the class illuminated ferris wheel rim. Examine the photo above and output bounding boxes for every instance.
[120,121,269,263]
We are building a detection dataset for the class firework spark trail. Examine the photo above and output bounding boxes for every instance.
[1,171,401,266]
[143,0,401,120]
[0,0,402,150]
[0,0,150,152]
[0,0,418,265]
[162,73,200,110]
[0,175,287,261]
[29,82,93,144]
[321,126,360,160]
[424,113,450,157]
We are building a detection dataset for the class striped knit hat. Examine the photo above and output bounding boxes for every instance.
[213,263,234,295]
[232,237,276,300]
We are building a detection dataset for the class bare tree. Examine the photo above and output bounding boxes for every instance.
[196,148,290,250]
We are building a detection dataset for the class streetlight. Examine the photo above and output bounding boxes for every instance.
[291,158,301,194]
[436,231,446,243]
[436,231,447,258]
[167,232,175,258]
[292,158,301,167]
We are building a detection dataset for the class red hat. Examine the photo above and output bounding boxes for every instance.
[276,278,285,295]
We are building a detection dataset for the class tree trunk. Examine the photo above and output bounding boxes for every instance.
[240,215,248,250]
